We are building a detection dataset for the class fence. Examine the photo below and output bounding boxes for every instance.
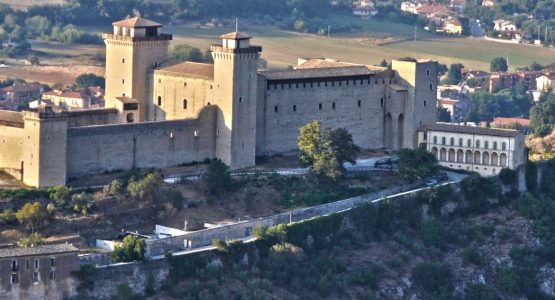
[145,182,422,257]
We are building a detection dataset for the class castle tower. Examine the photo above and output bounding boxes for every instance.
[103,17,172,122]
[211,32,262,169]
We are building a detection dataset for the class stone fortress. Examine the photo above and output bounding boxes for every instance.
[0,16,440,187]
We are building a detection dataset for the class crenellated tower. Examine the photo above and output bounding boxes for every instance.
[211,32,262,169]
[103,17,172,122]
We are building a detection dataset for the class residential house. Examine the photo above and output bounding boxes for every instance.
[493,19,517,32]
[464,70,490,90]
[0,244,79,299]
[492,117,530,129]
[482,0,495,7]
[42,90,91,110]
[490,70,545,92]
[401,1,419,13]
[536,74,555,92]
[0,83,43,109]
[352,1,378,17]
[443,19,463,34]
[450,0,466,12]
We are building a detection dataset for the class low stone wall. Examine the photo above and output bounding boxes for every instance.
[146,183,421,257]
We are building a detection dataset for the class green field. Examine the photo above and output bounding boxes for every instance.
[154,16,554,71]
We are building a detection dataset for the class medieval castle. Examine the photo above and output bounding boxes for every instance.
[0,17,438,187]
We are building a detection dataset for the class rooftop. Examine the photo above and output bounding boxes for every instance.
[420,123,521,137]
[220,32,252,40]
[156,61,214,79]
[115,96,138,104]
[113,17,161,28]
[1,83,42,93]
[259,65,383,81]
[493,117,530,126]
[0,244,78,258]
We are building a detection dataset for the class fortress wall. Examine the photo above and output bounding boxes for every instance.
[66,107,217,178]
[149,72,215,121]
[0,125,26,178]
[256,76,388,156]
[66,108,118,127]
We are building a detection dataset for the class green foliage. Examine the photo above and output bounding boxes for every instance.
[103,179,124,196]
[212,239,229,252]
[75,73,105,89]
[460,175,500,214]
[115,283,138,300]
[16,202,50,232]
[17,232,45,247]
[27,54,39,66]
[437,105,452,122]
[70,192,94,215]
[49,185,71,208]
[462,245,484,266]
[498,168,517,185]
[412,262,453,297]
[46,203,56,215]
[110,235,146,263]
[169,44,210,63]
[203,159,233,195]
[490,57,508,73]
[297,121,359,181]
[127,172,163,205]
[420,217,445,248]
[442,63,464,85]
[525,161,538,192]
[0,208,17,225]
[465,283,498,300]
[398,148,438,182]
[0,187,48,201]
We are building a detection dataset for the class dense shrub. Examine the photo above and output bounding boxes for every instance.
[398,148,438,182]
[110,235,146,263]
[412,262,453,297]
[498,168,517,185]
[203,159,233,195]
[0,208,17,225]
[465,283,498,300]
[462,245,484,266]
[420,218,445,248]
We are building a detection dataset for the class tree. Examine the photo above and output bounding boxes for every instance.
[127,173,163,205]
[27,54,39,66]
[70,192,94,215]
[17,232,45,247]
[297,121,359,181]
[490,57,508,73]
[16,202,50,232]
[412,262,453,297]
[110,234,146,263]
[103,179,124,196]
[49,185,71,208]
[169,44,204,63]
[442,63,464,85]
[398,148,438,182]
[437,106,452,122]
[203,159,233,195]
[75,73,105,89]
[0,208,17,225]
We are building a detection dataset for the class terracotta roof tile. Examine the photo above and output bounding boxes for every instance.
[156,62,214,79]
[420,123,521,137]
[259,66,384,80]
[113,17,161,28]
[220,32,251,39]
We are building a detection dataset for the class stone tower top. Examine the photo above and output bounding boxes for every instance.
[219,31,254,50]
[106,17,171,41]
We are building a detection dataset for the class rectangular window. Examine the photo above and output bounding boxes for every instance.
[49,271,56,280]
[332,102,336,110]
[293,105,297,112]
[32,272,39,283]
[319,103,322,110]
[11,260,17,271]
[11,273,18,284]
[274,106,278,113]
[26,260,29,270]
[34,259,39,269]
[357,100,361,107]
[51,258,56,267]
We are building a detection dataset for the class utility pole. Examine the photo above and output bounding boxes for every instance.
[235,18,238,32]
[546,26,548,44]
[327,24,331,39]
[414,25,417,42]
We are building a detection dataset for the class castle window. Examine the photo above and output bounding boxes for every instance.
[207,102,211,106]
[476,140,480,148]
[319,103,322,110]
[11,274,18,284]
[426,69,430,76]
[493,142,497,150]
[450,138,454,146]
[274,106,278,113]
[34,259,39,269]
[293,105,297,112]
[288,84,291,88]
[32,272,39,284]
[502,142,506,151]
[442,137,446,145]
[210,85,213,90]
[274,84,277,90]
[50,258,56,267]
[325,82,328,87]
[183,99,188,109]
[332,102,336,110]
[318,82,321,87]
[424,100,427,106]
[49,271,56,280]
[467,139,472,147]
[194,130,198,137]
[122,58,125,63]
[184,82,187,87]
[380,98,384,107]
[430,83,433,90]
[357,100,361,107]
[122,79,125,84]
[303,83,306,88]
[12,260,17,271]
[239,97,242,103]
[281,84,284,89]
[157,96,162,106]
[295,83,299,88]
[170,132,174,139]
[158,79,161,83]
[122,93,125,97]
[353,80,356,86]
[459,138,463,147]
[485,141,489,149]
[346,80,349,86]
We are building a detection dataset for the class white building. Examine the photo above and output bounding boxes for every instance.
[417,123,526,176]
[493,19,517,31]
[536,74,555,92]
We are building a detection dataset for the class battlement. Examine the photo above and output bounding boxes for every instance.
[211,45,262,54]
[102,33,172,43]
[22,109,68,120]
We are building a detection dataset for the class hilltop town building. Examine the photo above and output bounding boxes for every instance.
[0,17,439,187]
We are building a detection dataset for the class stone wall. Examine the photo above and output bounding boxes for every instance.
[67,109,118,128]
[146,182,423,257]
[66,106,217,178]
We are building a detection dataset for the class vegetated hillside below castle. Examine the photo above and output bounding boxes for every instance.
[123,170,555,300]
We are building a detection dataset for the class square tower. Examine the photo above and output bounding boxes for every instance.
[103,17,172,122]
[211,32,262,169]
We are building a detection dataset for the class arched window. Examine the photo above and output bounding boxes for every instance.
[183,99,188,109]
[459,138,463,147]
[126,113,134,123]
[476,140,480,148]
[450,137,455,146]
[493,142,497,150]
[467,139,472,147]
[433,136,438,144]
[502,142,507,151]
[485,141,489,149]
[442,137,446,145]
